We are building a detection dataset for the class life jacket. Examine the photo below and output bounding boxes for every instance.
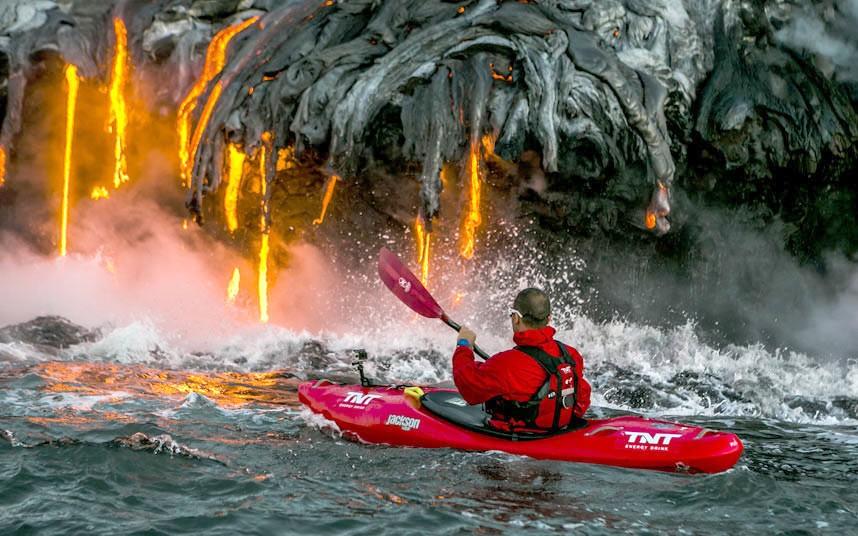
[485,341,579,432]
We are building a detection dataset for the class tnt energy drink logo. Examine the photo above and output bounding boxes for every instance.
[623,431,683,452]
[338,391,382,410]
[385,414,421,431]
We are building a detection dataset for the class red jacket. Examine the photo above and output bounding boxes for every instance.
[452,326,591,418]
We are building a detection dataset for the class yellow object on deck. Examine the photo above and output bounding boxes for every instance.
[403,386,425,406]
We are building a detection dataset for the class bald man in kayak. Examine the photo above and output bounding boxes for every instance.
[454,288,591,433]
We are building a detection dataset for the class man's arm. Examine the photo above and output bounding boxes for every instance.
[451,327,509,405]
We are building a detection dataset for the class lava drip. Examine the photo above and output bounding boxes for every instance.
[227,267,240,304]
[313,175,338,225]
[224,143,245,233]
[178,17,260,187]
[414,217,431,286]
[459,139,482,260]
[644,181,671,233]
[0,146,6,186]
[108,17,130,188]
[188,82,223,189]
[59,65,80,257]
[257,133,273,324]
[90,186,109,201]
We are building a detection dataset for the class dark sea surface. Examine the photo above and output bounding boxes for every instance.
[1,317,857,535]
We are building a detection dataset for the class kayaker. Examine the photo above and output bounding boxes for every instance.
[453,288,591,432]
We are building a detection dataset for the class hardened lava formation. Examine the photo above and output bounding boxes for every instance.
[1,0,857,256]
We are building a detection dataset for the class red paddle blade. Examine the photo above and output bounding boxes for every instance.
[378,247,445,319]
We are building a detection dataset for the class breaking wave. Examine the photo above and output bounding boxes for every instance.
[2,310,855,427]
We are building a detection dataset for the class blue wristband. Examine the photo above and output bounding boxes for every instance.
[457,338,471,347]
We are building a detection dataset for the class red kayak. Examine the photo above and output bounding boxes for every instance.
[299,380,743,474]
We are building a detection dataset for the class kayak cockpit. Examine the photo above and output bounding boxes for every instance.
[421,390,587,441]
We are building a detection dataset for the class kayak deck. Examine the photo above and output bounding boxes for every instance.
[299,380,743,474]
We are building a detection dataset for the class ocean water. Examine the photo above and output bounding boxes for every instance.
[1,316,856,535]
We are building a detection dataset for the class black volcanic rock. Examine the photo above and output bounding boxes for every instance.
[0,0,856,257]
[0,316,100,348]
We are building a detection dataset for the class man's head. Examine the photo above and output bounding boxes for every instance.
[510,288,551,332]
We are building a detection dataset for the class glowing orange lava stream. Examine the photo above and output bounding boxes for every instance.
[60,65,80,257]
[187,81,223,184]
[460,140,482,259]
[644,181,670,230]
[0,146,6,186]
[178,16,259,186]
[415,217,431,286]
[224,143,245,233]
[109,17,129,188]
[644,210,657,230]
[258,233,270,323]
[258,137,271,324]
[227,267,241,304]
[459,134,495,259]
[313,175,338,225]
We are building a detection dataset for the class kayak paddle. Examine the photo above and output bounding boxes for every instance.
[378,247,490,360]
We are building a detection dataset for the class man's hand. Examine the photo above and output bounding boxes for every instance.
[458,326,477,346]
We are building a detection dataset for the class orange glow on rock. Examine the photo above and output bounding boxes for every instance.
[224,143,245,233]
[313,175,338,225]
[276,147,294,171]
[109,17,130,188]
[60,64,80,257]
[178,17,259,187]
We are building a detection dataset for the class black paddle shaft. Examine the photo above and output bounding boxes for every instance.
[441,316,490,360]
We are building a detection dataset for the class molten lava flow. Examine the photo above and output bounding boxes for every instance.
[258,233,270,323]
[420,233,431,286]
[258,137,271,324]
[460,141,482,259]
[0,146,6,186]
[459,134,496,259]
[414,217,431,285]
[644,210,657,230]
[313,175,338,225]
[187,81,223,184]
[90,186,110,200]
[644,181,670,231]
[60,65,80,257]
[224,143,245,233]
[108,17,130,188]
[177,16,260,186]
[227,267,241,304]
